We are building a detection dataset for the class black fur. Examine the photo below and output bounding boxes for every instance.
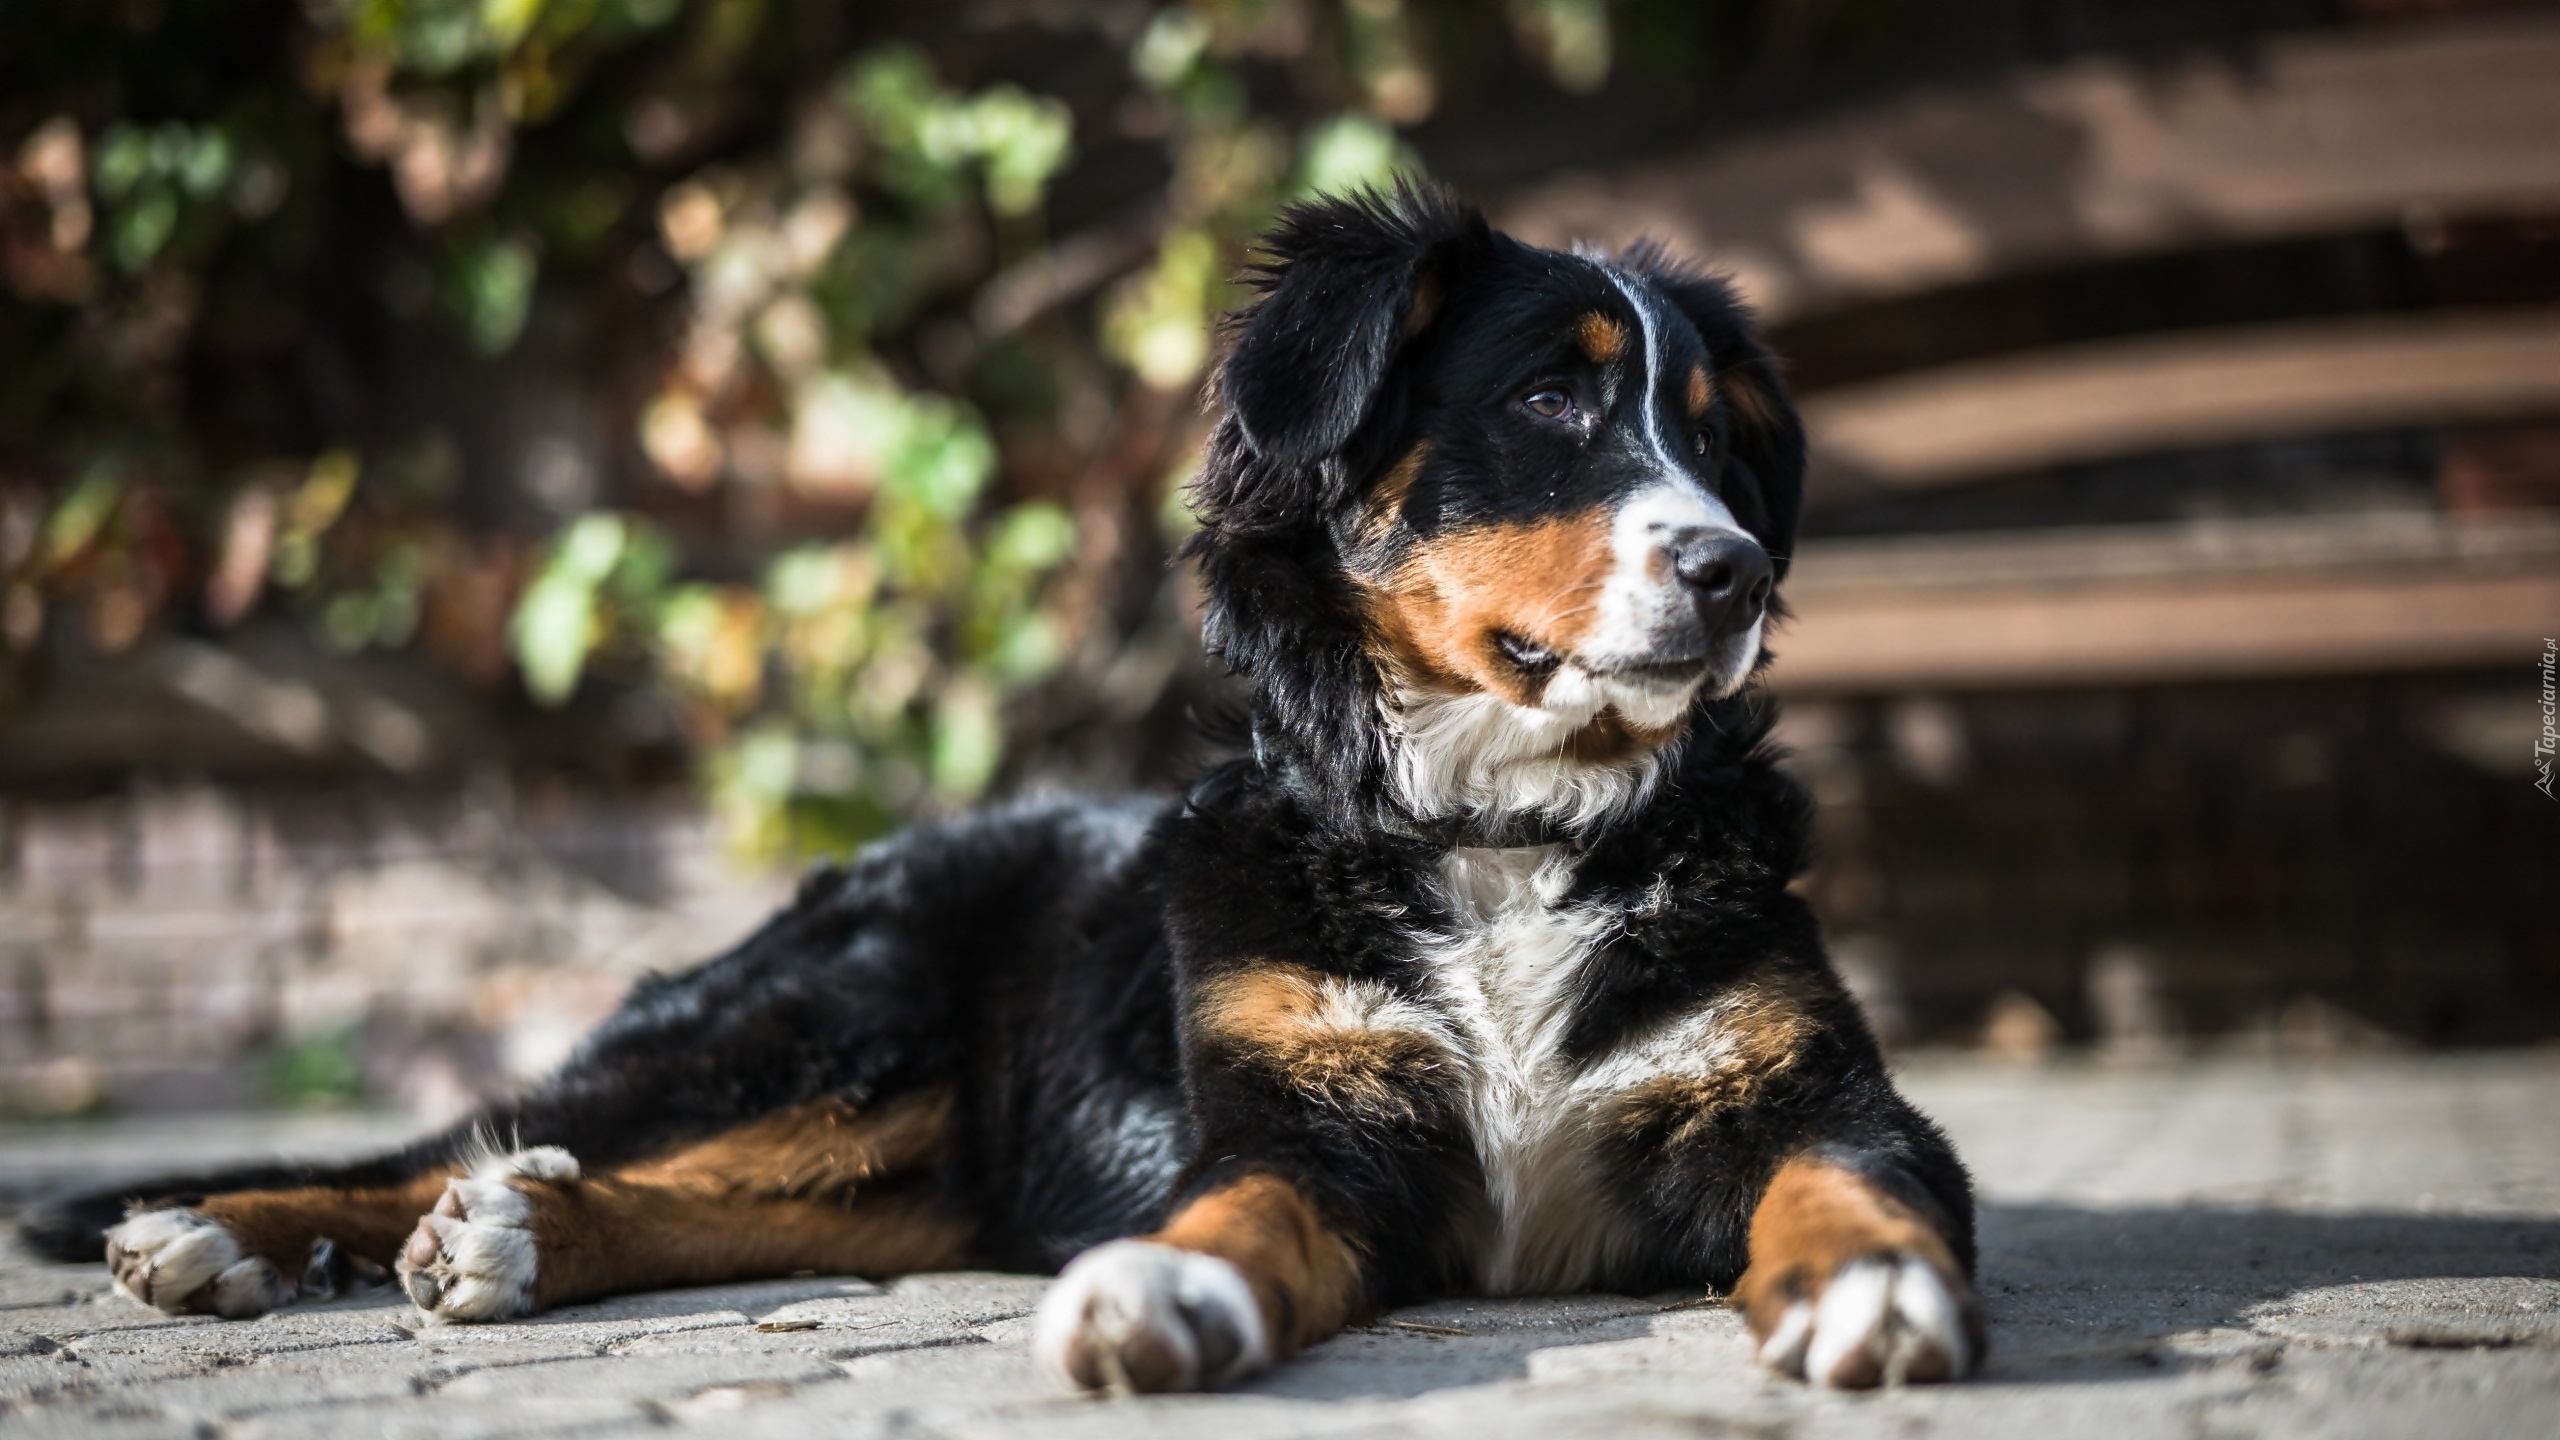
[23,187,1971,1351]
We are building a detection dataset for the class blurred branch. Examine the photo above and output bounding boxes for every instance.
[971,200,1168,342]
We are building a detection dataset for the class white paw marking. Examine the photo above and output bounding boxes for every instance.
[1754,1296,1816,1375]
[487,1145,581,1184]
[105,1209,291,1317]
[204,1256,298,1318]
[1762,1254,1975,1387]
[396,1147,576,1323]
[1034,1240,1271,1393]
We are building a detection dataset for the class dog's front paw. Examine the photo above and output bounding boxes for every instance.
[396,1147,577,1323]
[105,1209,296,1318]
[1035,1240,1271,1394]
[1744,1250,1981,1388]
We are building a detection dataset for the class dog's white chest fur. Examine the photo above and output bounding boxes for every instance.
[1420,845,1646,1294]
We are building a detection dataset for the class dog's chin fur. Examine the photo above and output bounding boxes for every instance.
[1382,665,1701,834]
[1379,605,1765,835]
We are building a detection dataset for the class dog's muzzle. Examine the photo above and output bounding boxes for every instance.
[1671,529,1773,643]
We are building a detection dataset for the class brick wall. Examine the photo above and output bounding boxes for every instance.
[0,782,788,1121]
[1779,668,2560,1051]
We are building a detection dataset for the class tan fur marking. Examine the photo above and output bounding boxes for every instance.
[1563,708,1687,766]
[1686,363,1713,420]
[613,1092,947,1198]
[1732,1154,1960,1345]
[1604,979,1817,1148]
[1403,271,1444,338]
[1720,363,1783,435]
[1151,1172,1364,1355]
[199,1173,457,1278]
[1361,443,1428,544]
[522,1091,971,1307]
[1364,512,1616,704]
[1576,312,1628,365]
[1199,965,1449,1120]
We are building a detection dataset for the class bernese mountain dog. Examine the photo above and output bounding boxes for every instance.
[22,184,1983,1392]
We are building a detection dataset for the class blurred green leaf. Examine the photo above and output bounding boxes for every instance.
[40,466,126,569]
[177,129,234,198]
[482,0,545,48]
[1133,8,1211,91]
[984,610,1064,687]
[929,678,1001,799]
[1104,226,1223,388]
[321,591,380,653]
[91,123,235,271]
[510,512,627,704]
[987,502,1075,574]
[512,571,599,704]
[885,396,997,521]
[1297,115,1413,199]
[94,127,150,199]
[1513,0,1616,93]
[442,234,539,354]
[261,1028,364,1106]
[109,192,179,271]
[840,46,1072,217]
[951,87,1074,217]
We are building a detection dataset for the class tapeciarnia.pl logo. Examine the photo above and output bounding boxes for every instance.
[2538,637,2557,801]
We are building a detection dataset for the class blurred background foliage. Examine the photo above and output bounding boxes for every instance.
[0,0,1726,860]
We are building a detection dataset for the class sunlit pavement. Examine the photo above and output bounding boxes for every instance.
[5,1055,2557,1439]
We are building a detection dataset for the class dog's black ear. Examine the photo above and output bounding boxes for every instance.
[1631,257,1806,580]
[1219,182,1485,469]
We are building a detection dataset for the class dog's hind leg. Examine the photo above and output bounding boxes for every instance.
[30,857,948,1276]
[102,1169,461,1316]
[395,1089,973,1322]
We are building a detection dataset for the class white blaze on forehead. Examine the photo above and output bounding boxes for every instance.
[1596,264,1732,515]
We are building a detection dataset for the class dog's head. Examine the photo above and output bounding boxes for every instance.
[1188,184,1804,834]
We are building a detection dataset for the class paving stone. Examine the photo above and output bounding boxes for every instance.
[0,1409,211,1440]
[0,1261,108,1312]
[17,1341,427,1431]
[224,1396,646,1440]
[3,1056,2556,1438]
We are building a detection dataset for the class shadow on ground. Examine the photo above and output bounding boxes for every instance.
[1252,1203,2560,1401]
[1977,1202,2560,1378]
[6,1190,2558,1413]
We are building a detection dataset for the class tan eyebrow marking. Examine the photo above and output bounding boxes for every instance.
[1686,363,1712,420]
[1575,312,1628,365]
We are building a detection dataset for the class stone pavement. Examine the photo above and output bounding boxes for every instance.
[3,1055,2557,1440]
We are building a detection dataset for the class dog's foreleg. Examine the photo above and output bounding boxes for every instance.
[1732,1152,1985,1387]
[1037,958,1463,1394]
[1035,1170,1363,1393]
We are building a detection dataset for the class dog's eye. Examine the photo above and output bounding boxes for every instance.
[1522,388,1575,422]
[1691,431,1709,457]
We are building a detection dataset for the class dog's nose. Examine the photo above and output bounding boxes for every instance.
[1670,530,1773,635]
